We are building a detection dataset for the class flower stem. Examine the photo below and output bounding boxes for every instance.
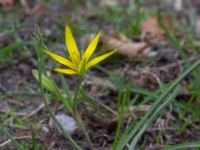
[72,79,82,114]
[72,78,93,148]
[75,114,93,148]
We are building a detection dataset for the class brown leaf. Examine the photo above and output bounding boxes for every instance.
[100,0,118,9]
[101,31,155,59]
[0,0,15,10]
[140,16,172,43]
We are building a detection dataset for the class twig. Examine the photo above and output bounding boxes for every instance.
[0,135,32,148]
[150,56,199,71]
[140,70,163,92]
[0,91,39,100]
[22,103,45,120]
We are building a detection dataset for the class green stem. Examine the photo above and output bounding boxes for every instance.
[73,79,82,114]
[72,78,93,148]
[75,114,93,148]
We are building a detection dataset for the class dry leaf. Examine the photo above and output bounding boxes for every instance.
[100,0,118,9]
[129,105,151,113]
[101,31,156,59]
[0,0,15,10]
[140,16,172,43]
[85,31,157,59]
[0,0,42,14]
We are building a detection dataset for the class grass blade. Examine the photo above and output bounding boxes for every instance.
[162,142,200,150]
[129,86,180,149]
[115,59,200,150]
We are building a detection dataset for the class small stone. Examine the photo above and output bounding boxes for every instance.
[44,28,52,36]
[50,114,78,134]
[42,125,49,133]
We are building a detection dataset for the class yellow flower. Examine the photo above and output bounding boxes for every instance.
[44,25,115,77]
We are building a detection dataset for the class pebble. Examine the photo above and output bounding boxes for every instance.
[50,114,78,134]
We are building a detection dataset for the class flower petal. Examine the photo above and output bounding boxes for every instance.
[65,25,80,64]
[44,50,75,70]
[86,50,115,69]
[54,68,77,75]
[83,32,100,61]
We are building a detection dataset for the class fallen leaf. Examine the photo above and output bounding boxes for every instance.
[100,31,156,59]
[0,0,15,10]
[0,0,42,14]
[100,0,118,9]
[140,16,173,43]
